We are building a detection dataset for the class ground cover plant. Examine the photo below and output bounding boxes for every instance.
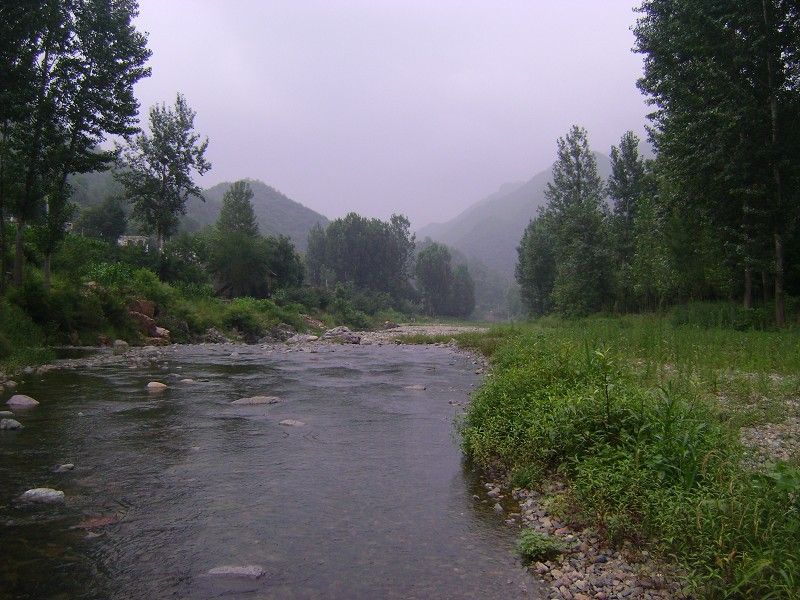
[430,313,800,598]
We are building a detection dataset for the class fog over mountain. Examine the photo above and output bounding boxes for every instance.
[418,154,613,279]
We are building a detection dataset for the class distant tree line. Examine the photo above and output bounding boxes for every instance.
[517,1,800,325]
[306,214,476,318]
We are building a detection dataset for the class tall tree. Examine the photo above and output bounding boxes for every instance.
[542,125,612,315]
[118,93,210,251]
[216,180,258,237]
[516,216,556,316]
[415,242,453,316]
[635,0,800,325]
[607,131,649,310]
[39,0,150,289]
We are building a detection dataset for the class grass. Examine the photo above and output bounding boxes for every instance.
[516,529,563,563]
[440,313,800,599]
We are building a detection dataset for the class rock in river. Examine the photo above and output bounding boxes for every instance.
[205,565,266,579]
[1,418,22,430]
[112,339,130,355]
[146,381,168,391]
[55,463,75,473]
[231,396,280,406]
[279,419,305,427]
[0,410,14,418]
[7,394,39,408]
[19,488,65,504]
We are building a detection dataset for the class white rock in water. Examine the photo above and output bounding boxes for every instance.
[205,565,265,579]
[231,396,280,406]
[55,463,75,472]
[404,385,427,391]
[0,410,14,418]
[0,418,22,430]
[112,339,129,355]
[146,381,167,391]
[279,419,305,427]
[19,488,65,504]
[179,378,196,384]
[7,394,39,407]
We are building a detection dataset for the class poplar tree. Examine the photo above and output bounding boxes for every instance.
[118,93,210,251]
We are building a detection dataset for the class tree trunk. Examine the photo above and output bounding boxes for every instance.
[12,220,25,287]
[761,269,769,304]
[774,231,785,327]
[43,253,51,293]
[743,265,753,309]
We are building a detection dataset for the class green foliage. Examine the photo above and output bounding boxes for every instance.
[118,93,211,248]
[305,213,416,302]
[74,197,128,243]
[415,242,475,317]
[671,301,777,331]
[460,317,800,598]
[516,530,562,563]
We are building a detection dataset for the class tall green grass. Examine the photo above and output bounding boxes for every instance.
[458,317,800,598]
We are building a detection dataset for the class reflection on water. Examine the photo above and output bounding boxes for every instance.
[0,344,537,599]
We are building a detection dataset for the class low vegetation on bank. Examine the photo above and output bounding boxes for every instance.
[422,309,799,599]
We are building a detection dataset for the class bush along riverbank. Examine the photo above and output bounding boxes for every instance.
[446,315,799,599]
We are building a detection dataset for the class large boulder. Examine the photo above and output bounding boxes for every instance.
[260,323,296,343]
[0,418,22,430]
[7,394,39,408]
[286,334,319,344]
[203,327,231,344]
[129,298,156,318]
[19,488,65,504]
[129,310,157,337]
[322,326,361,344]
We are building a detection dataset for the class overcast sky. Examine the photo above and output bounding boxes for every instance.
[133,0,649,228]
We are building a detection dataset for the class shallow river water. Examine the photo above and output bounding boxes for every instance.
[1,344,537,599]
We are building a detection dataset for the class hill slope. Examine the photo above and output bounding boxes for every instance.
[418,153,611,279]
[183,179,328,251]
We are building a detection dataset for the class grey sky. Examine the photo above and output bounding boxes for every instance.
[133,0,649,228]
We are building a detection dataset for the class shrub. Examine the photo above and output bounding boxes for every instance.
[516,530,562,563]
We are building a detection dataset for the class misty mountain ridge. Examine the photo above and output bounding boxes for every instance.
[183,179,329,251]
[417,152,612,280]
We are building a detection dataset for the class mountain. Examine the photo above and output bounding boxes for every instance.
[183,180,329,251]
[417,153,612,280]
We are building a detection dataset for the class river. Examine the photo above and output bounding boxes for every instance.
[1,343,537,599]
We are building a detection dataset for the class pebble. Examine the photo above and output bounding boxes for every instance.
[55,463,75,472]
[146,381,167,391]
[231,396,280,406]
[482,476,687,600]
[205,565,265,579]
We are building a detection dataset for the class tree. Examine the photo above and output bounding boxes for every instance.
[118,93,210,251]
[75,196,127,243]
[516,216,556,316]
[216,180,258,237]
[542,125,612,315]
[635,0,800,325]
[607,132,649,310]
[1,0,150,288]
[449,265,476,318]
[415,242,453,315]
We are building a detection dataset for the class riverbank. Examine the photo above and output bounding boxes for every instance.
[417,316,799,600]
